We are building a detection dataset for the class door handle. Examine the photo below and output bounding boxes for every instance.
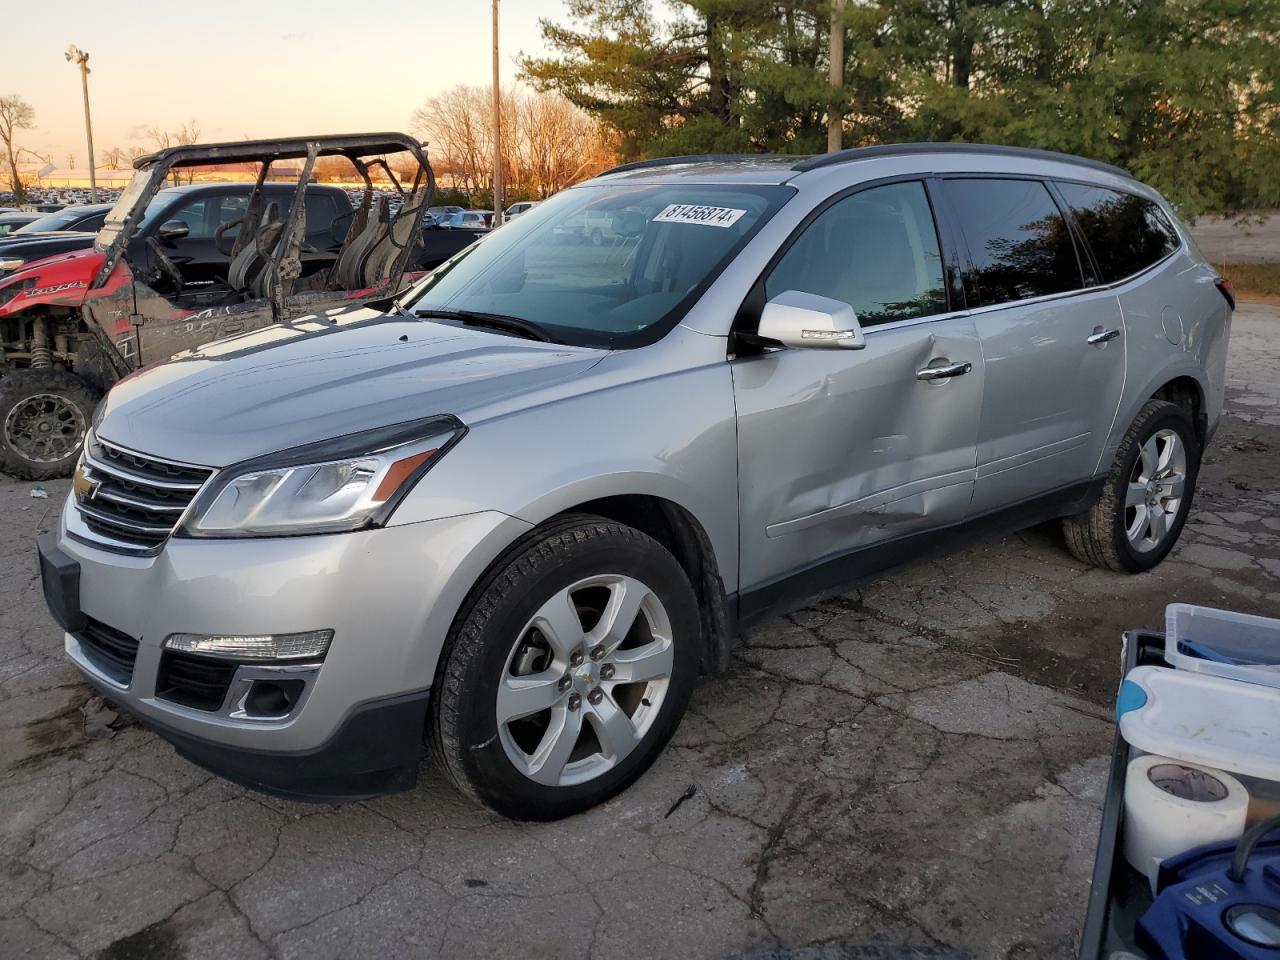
[916,360,973,381]
[1087,327,1121,345]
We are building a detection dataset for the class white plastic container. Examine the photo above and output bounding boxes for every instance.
[1164,603,1280,688]
[1117,665,1280,783]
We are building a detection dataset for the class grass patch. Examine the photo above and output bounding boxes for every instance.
[1214,262,1280,298]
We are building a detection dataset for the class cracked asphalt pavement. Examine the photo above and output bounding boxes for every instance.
[3,302,1278,960]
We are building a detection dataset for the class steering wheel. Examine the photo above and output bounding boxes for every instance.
[145,237,185,296]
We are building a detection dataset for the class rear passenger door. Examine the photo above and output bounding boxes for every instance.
[942,177,1126,513]
[733,179,986,595]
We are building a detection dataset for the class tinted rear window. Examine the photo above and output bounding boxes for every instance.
[944,178,1082,305]
[1056,183,1179,283]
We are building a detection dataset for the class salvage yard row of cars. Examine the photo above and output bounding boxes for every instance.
[31,137,1232,822]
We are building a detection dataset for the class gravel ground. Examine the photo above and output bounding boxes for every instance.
[1189,212,1280,265]
[2,302,1278,960]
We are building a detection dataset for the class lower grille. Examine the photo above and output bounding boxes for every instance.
[156,651,237,712]
[76,618,140,685]
[75,435,214,552]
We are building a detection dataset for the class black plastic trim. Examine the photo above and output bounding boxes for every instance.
[37,534,86,633]
[736,479,1102,627]
[80,681,431,802]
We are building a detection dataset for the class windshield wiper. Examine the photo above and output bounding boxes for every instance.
[413,308,553,343]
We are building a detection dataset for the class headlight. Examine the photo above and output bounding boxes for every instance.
[181,415,464,538]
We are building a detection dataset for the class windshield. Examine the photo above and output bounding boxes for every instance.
[95,169,154,248]
[15,210,83,234]
[404,181,791,348]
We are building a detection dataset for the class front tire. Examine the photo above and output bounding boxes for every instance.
[0,368,98,481]
[429,515,700,820]
[1062,399,1200,572]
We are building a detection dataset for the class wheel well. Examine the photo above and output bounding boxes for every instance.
[1151,377,1205,445]
[554,495,734,675]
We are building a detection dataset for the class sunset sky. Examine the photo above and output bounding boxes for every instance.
[6,1,564,166]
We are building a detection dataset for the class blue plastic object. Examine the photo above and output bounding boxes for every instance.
[1115,677,1148,721]
[1137,835,1280,959]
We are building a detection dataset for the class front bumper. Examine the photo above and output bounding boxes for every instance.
[41,500,531,799]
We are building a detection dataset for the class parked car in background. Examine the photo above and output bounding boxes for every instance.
[0,204,114,276]
[504,200,539,221]
[38,144,1230,822]
[424,205,464,226]
[0,212,42,237]
[442,210,490,230]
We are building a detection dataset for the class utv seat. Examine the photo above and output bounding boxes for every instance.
[227,202,285,297]
[332,196,389,290]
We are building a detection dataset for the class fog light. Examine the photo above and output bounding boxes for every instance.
[163,629,333,661]
[244,679,306,718]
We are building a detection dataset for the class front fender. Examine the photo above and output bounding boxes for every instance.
[386,361,741,593]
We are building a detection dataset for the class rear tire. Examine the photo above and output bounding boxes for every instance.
[0,369,98,480]
[429,515,699,820]
[1062,399,1199,573]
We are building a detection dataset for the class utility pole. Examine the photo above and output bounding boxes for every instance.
[827,0,845,154]
[491,0,504,228]
[65,44,98,202]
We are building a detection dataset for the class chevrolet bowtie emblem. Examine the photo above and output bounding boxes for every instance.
[72,466,99,501]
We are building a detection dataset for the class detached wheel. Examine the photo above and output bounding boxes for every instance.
[430,515,699,820]
[1062,399,1199,572]
[0,369,98,480]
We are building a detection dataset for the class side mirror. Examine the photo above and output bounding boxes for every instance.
[156,219,190,242]
[757,290,865,349]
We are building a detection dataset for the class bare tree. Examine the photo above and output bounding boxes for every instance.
[412,85,615,203]
[0,94,40,204]
[147,120,203,183]
[102,146,126,169]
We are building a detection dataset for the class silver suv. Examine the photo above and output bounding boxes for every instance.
[38,144,1232,820]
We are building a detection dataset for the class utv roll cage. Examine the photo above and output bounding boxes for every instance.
[85,133,433,378]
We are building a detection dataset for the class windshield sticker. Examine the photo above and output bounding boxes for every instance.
[652,204,747,229]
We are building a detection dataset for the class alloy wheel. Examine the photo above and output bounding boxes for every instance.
[1125,428,1187,552]
[4,392,86,463]
[496,574,674,787]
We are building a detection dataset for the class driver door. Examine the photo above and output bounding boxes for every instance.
[160,193,248,308]
[733,179,985,603]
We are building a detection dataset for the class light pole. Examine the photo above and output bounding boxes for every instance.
[65,44,97,202]
[491,0,503,228]
[827,0,845,153]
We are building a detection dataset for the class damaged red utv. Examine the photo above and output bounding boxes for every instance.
[0,133,435,479]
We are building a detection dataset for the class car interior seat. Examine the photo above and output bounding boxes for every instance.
[332,196,389,290]
[227,201,284,296]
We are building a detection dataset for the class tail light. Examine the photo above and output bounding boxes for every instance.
[1215,277,1236,311]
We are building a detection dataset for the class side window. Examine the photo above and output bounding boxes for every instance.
[765,181,946,326]
[943,178,1082,305]
[167,198,211,238]
[303,193,333,238]
[1056,183,1179,283]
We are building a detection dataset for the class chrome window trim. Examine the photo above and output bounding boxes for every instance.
[858,245,1182,338]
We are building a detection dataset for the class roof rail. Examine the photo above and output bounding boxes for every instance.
[790,142,1133,180]
[597,154,788,177]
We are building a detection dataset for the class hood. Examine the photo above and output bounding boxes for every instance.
[0,231,95,257]
[0,244,102,281]
[96,307,607,466]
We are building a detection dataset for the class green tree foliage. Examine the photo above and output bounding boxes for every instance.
[522,0,1280,215]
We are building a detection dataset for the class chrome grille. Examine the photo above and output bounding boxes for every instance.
[75,435,214,551]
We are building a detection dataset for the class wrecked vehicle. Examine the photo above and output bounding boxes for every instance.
[0,133,433,479]
[38,144,1230,820]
